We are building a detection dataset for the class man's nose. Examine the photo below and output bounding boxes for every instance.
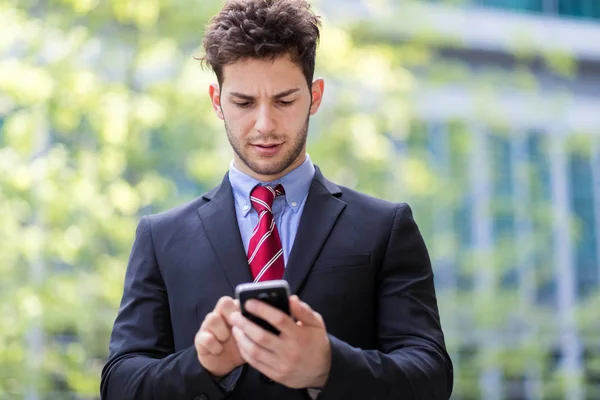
[254,105,277,134]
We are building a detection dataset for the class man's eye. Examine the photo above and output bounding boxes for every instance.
[234,102,252,108]
[278,100,294,106]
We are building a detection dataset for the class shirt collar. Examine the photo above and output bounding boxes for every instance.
[228,154,315,217]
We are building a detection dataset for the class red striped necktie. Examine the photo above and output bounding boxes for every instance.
[247,184,286,282]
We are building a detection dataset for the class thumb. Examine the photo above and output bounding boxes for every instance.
[289,295,322,327]
[215,296,238,325]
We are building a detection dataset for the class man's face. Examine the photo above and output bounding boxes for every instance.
[209,55,324,181]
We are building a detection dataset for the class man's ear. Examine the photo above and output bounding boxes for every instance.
[309,78,325,116]
[209,83,224,120]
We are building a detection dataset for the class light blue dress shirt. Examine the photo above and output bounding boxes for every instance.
[228,154,315,266]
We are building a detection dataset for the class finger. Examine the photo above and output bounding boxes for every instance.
[215,296,238,320]
[289,296,323,328]
[195,330,224,356]
[229,311,281,353]
[232,326,279,374]
[203,312,231,342]
[243,299,295,335]
[238,347,280,383]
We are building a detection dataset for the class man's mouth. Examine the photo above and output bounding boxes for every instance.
[251,143,283,156]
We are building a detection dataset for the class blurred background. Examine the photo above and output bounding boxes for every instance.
[1,0,599,398]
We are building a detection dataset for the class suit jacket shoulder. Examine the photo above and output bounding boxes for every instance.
[336,184,403,213]
[317,170,410,225]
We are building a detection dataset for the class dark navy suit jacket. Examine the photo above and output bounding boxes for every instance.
[100,167,453,400]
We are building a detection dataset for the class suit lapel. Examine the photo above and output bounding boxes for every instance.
[284,167,346,295]
[197,174,253,292]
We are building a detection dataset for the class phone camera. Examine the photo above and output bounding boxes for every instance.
[257,292,269,300]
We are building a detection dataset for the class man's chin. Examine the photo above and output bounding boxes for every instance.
[237,150,304,179]
[250,166,287,177]
[244,160,290,178]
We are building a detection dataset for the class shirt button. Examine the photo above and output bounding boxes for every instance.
[291,201,297,207]
[243,205,250,211]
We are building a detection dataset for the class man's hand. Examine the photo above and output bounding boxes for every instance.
[229,295,331,389]
[195,296,244,378]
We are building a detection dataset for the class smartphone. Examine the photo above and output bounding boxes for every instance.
[234,280,291,335]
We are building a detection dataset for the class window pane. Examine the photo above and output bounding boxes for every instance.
[568,150,597,298]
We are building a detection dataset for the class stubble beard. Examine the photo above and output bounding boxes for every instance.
[225,114,310,177]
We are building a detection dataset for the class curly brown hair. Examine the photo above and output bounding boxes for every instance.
[199,0,321,87]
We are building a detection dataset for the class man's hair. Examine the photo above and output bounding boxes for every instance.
[199,0,321,87]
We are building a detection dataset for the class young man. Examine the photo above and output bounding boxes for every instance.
[100,0,453,399]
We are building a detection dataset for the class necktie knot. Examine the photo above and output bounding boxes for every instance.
[250,184,285,214]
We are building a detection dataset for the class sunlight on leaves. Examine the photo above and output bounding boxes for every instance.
[317,25,354,75]
[108,180,140,216]
[99,91,131,145]
[72,0,99,14]
[350,114,390,162]
[134,95,167,129]
[401,157,434,196]
[0,60,55,105]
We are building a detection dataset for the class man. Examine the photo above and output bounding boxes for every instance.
[100,0,453,399]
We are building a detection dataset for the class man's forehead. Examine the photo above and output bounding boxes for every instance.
[221,57,306,90]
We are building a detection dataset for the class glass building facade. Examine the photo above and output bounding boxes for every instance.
[374,1,600,398]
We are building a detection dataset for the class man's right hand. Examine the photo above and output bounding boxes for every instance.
[195,296,244,378]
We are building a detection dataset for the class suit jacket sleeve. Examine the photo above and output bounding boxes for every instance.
[318,204,453,400]
[100,216,226,400]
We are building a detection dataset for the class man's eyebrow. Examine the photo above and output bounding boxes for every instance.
[273,88,301,99]
[229,88,301,100]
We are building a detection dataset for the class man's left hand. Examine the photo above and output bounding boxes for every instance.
[229,295,331,389]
